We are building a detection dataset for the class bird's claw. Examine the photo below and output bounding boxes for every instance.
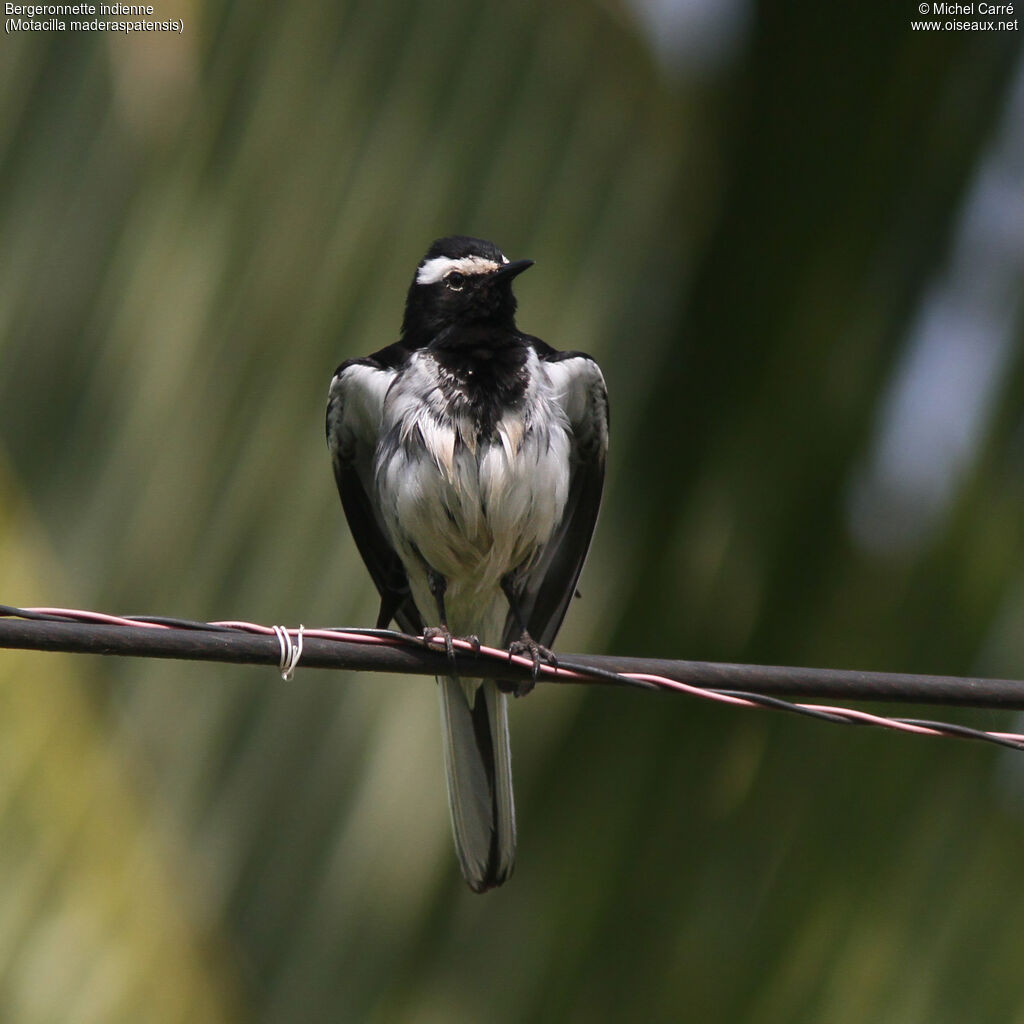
[423,628,481,666]
[423,625,455,662]
[506,632,557,697]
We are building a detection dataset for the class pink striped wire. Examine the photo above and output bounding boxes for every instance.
[21,607,1024,750]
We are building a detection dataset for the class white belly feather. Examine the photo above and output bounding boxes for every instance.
[375,350,570,641]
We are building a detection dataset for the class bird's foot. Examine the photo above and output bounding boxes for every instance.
[422,627,481,667]
[423,625,455,661]
[505,632,557,697]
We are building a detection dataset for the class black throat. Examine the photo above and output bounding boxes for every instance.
[429,327,531,436]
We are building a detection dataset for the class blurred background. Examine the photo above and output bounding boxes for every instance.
[1,1,1023,1020]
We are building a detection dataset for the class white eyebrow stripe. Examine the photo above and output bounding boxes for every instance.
[415,254,505,285]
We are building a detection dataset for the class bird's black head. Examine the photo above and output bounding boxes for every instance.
[401,235,533,344]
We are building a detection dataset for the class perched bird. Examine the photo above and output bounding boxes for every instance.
[326,236,608,892]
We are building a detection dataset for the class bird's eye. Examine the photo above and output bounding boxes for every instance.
[445,271,466,291]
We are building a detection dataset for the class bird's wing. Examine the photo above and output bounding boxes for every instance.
[505,346,609,648]
[327,346,423,634]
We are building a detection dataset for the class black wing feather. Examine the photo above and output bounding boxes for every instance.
[502,344,608,648]
[327,351,424,635]
[335,465,422,633]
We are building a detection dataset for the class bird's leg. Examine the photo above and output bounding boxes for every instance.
[422,569,481,664]
[422,569,455,661]
[500,573,557,697]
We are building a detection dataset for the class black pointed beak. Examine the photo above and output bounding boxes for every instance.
[493,259,534,282]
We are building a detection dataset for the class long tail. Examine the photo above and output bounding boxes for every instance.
[438,676,515,892]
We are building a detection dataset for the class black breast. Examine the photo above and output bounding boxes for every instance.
[431,332,531,436]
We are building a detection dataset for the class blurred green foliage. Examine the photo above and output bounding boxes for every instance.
[1,1,1023,1021]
